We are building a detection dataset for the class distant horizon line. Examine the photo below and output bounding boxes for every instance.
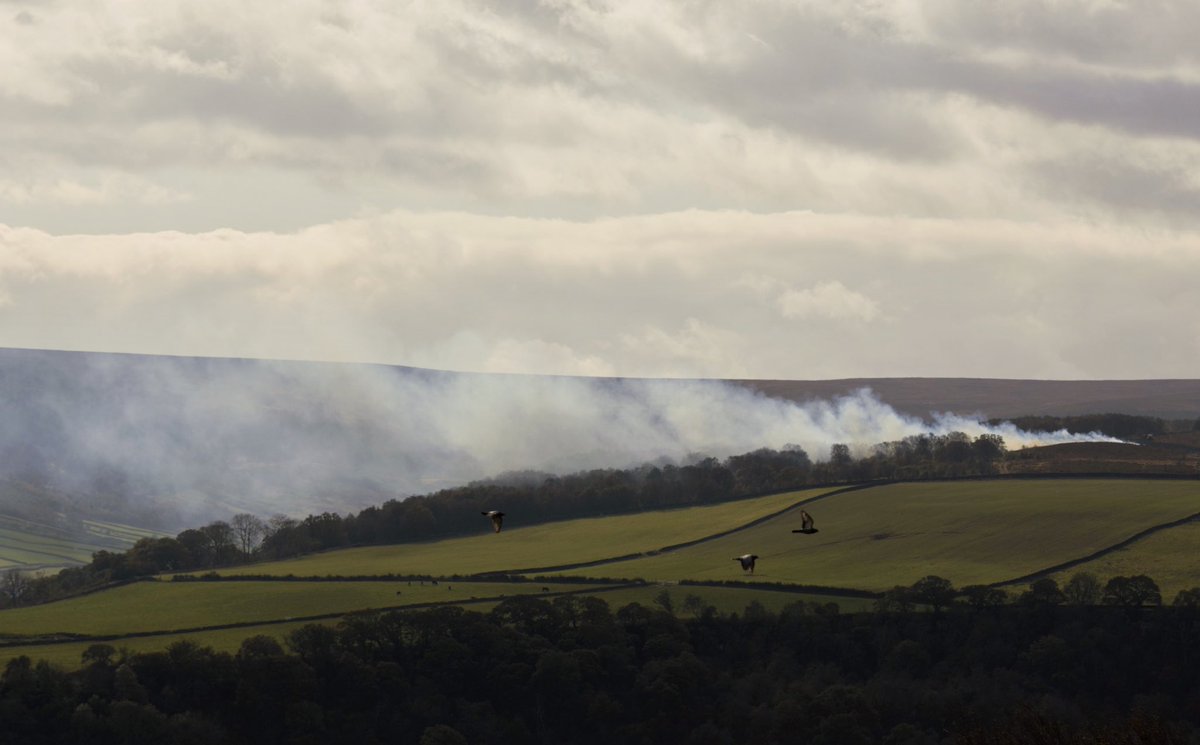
[0,345,1195,385]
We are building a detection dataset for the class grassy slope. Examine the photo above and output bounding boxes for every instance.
[551,480,1200,591]
[0,621,326,669]
[214,488,837,578]
[9,478,1200,668]
[0,526,99,568]
[1042,520,1200,599]
[0,584,873,669]
[0,518,168,571]
[0,580,592,638]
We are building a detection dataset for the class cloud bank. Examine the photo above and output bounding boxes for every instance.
[2,211,1198,380]
[3,1,1199,380]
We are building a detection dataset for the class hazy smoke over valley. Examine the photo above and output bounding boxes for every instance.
[0,350,1117,530]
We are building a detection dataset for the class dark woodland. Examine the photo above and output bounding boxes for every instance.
[4,583,1200,745]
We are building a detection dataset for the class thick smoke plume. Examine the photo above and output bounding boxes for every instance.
[0,350,1117,530]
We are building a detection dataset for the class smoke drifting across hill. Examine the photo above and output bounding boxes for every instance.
[0,349,1117,530]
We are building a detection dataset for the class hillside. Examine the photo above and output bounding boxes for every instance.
[5,477,1200,669]
[739,377,1200,419]
[1003,435,1200,476]
[1,346,1198,536]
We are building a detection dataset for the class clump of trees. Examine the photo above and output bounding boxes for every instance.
[877,572,1179,614]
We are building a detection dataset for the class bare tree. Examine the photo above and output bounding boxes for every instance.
[2,568,30,607]
[230,513,267,558]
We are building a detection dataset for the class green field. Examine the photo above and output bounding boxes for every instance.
[0,516,167,571]
[1042,520,1200,600]
[8,478,1200,669]
[214,488,837,578]
[549,480,1200,591]
[0,583,871,669]
[0,580,595,638]
[0,526,99,568]
[0,580,873,667]
[0,620,327,669]
[83,519,169,546]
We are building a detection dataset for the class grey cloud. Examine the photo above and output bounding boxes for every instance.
[68,58,398,139]
[707,12,1200,145]
[953,63,1200,141]
[924,0,1200,69]
[1029,154,1200,224]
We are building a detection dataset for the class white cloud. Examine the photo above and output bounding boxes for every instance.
[2,208,1199,380]
[0,172,190,206]
[778,281,881,322]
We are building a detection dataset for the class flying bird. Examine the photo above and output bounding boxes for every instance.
[733,554,759,573]
[792,510,818,534]
[482,510,505,533]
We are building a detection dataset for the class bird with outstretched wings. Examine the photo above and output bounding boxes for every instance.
[733,554,759,573]
[482,510,505,533]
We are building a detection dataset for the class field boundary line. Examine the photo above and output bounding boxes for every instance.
[0,583,643,650]
[991,509,1200,587]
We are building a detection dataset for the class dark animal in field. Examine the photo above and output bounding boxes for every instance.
[541,586,550,592]
[482,510,505,533]
[733,554,759,573]
[792,510,818,534]
[395,591,402,596]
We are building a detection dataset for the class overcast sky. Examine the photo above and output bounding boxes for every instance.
[2,0,1198,380]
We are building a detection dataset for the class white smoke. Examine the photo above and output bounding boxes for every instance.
[2,351,1122,528]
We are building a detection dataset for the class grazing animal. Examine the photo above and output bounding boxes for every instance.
[482,510,505,533]
[733,554,759,573]
[395,591,402,596]
[792,510,818,534]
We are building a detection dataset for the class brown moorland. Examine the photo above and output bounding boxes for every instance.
[737,377,1200,420]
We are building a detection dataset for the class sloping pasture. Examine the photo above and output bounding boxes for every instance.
[212,487,839,578]
[0,580,589,638]
[551,480,1200,591]
[1041,519,1200,600]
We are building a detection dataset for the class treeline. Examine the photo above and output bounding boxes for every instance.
[5,582,1200,744]
[5,432,1014,606]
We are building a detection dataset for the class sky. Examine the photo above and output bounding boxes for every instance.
[3,0,1199,381]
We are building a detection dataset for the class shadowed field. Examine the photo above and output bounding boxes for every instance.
[0,580,591,638]
[0,582,872,669]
